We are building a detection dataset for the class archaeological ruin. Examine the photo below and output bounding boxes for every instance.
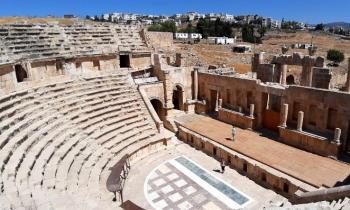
[0,21,349,210]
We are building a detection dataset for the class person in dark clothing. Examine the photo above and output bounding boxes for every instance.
[220,159,226,173]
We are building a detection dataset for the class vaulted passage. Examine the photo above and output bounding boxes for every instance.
[287,75,295,85]
[15,64,28,83]
[120,55,130,68]
[150,99,165,121]
[172,85,183,110]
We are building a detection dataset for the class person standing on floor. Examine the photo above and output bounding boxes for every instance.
[220,159,226,173]
[232,126,237,141]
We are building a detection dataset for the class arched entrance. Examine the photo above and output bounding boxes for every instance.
[286,75,295,85]
[150,99,165,121]
[15,65,28,83]
[172,85,184,110]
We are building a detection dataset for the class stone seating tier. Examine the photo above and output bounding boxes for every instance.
[0,23,149,64]
[0,72,162,210]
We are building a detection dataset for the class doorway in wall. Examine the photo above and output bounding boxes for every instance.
[209,89,218,113]
[286,75,295,85]
[262,93,281,132]
[173,85,183,110]
[120,55,130,68]
[15,65,28,83]
[150,99,165,121]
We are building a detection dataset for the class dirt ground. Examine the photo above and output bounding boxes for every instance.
[172,31,350,85]
[0,16,93,25]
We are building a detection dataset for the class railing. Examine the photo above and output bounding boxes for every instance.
[138,86,164,133]
[293,185,350,204]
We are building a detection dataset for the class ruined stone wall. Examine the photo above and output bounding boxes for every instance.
[198,72,350,154]
[312,68,331,89]
[0,65,15,91]
[0,54,123,93]
[254,52,329,88]
[198,72,262,122]
[99,55,118,71]
[278,127,340,157]
[218,108,254,129]
[330,72,347,89]
[140,82,165,106]
[145,31,173,49]
[131,53,152,70]
[30,60,64,81]
[255,64,276,83]
[167,66,193,100]
[285,86,350,145]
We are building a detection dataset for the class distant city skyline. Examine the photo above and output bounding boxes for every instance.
[0,0,349,24]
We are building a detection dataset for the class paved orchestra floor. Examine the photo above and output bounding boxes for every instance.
[175,114,350,188]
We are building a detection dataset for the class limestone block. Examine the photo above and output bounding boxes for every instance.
[292,52,304,65]
[315,57,325,67]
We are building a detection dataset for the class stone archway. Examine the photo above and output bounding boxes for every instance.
[15,64,28,83]
[150,99,165,121]
[286,75,295,85]
[172,85,184,110]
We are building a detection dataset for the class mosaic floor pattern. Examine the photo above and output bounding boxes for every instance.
[144,156,251,210]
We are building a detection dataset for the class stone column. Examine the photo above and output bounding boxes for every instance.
[166,57,171,65]
[163,71,174,109]
[249,104,255,118]
[281,104,289,127]
[346,58,350,92]
[193,68,199,100]
[218,99,223,109]
[258,52,264,64]
[334,128,341,144]
[252,52,264,72]
[297,111,304,131]
[215,91,219,112]
[175,53,182,67]
[301,56,313,87]
[280,64,288,85]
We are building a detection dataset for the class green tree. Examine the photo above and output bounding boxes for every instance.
[315,23,324,31]
[160,21,177,33]
[242,24,260,43]
[148,21,177,33]
[327,49,345,66]
[178,23,196,33]
[195,18,233,38]
[257,27,267,38]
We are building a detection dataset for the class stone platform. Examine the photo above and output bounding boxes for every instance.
[123,139,281,210]
[175,114,350,188]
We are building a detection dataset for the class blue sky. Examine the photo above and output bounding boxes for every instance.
[0,0,349,24]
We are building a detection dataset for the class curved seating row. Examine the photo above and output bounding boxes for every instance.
[0,23,149,64]
[0,71,163,210]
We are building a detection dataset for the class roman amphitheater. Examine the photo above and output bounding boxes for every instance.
[0,21,349,210]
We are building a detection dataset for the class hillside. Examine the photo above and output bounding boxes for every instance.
[0,16,93,25]
[325,22,350,29]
